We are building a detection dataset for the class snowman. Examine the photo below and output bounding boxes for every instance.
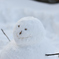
[0,17,59,59]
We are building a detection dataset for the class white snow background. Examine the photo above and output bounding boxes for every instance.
[0,0,59,53]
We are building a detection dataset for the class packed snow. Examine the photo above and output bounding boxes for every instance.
[0,17,59,59]
[0,0,59,59]
[13,17,45,46]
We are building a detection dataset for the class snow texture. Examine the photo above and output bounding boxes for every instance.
[0,39,59,59]
[0,17,59,59]
[0,0,59,59]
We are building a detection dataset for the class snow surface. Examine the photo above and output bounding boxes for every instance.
[0,38,59,59]
[0,0,59,59]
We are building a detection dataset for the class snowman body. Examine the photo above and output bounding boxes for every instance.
[0,39,58,59]
[0,17,59,59]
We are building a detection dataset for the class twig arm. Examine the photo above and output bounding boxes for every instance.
[45,53,59,56]
[1,29,11,42]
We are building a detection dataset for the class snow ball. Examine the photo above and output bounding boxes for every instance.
[13,17,45,46]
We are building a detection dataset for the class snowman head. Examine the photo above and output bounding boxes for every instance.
[13,17,45,46]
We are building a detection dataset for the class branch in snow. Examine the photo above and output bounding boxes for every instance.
[1,29,11,42]
[45,53,59,56]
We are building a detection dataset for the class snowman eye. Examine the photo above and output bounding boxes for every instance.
[18,25,20,27]
[25,28,27,30]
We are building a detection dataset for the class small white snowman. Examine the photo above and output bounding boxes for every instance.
[0,17,59,59]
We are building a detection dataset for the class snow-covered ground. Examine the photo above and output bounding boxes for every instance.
[0,0,59,54]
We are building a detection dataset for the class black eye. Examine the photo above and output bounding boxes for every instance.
[18,25,20,27]
[25,28,27,30]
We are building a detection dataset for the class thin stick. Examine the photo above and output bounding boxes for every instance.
[1,29,10,42]
[45,53,59,56]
